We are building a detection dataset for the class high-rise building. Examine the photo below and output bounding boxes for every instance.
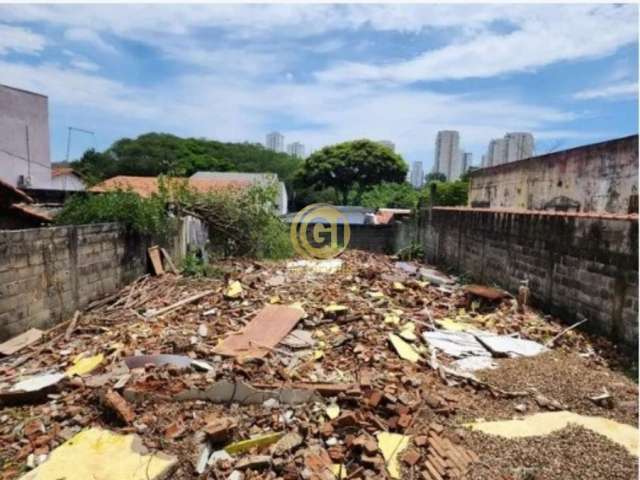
[481,154,487,168]
[504,132,534,162]
[266,131,284,152]
[410,161,424,188]
[486,138,507,166]
[484,132,534,167]
[379,140,395,152]
[434,130,461,180]
[462,152,473,174]
[287,141,306,159]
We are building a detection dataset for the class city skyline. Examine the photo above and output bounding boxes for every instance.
[3,5,635,168]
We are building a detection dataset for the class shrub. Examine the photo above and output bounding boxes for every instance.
[55,190,174,238]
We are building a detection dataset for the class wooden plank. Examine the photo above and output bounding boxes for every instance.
[0,328,43,356]
[213,305,304,360]
[148,246,164,275]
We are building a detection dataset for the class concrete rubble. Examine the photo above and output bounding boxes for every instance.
[0,251,636,479]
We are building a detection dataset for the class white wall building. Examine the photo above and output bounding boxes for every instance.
[434,130,461,180]
[50,167,86,191]
[505,132,534,162]
[265,132,284,153]
[287,141,305,159]
[0,84,51,189]
[485,133,534,167]
[191,171,288,215]
[410,161,424,188]
[486,138,507,167]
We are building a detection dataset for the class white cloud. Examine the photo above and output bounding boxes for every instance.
[0,24,46,55]
[317,5,638,84]
[64,27,116,54]
[0,57,579,166]
[0,60,155,118]
[573,82,638,100]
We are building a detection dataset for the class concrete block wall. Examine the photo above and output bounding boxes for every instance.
[423,207,638,349]
[0,223,149,341]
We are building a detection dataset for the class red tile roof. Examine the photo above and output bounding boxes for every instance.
[52,166,82,178]
[89,176,251,198]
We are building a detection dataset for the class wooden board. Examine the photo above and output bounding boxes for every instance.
[213,305,304,360]
[148,246,164,275]
[0,328,43,356]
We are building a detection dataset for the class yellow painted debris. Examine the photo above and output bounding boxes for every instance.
[392,282,406,291]
[384,313,400,325]
[329,325,341,334]
[398,329,417,342]
[399,322,417,341]
[323,304,348,314]
[467,411,639,456]
[388,334,420,363]
[269,295,280,304]
[326,404,340,420]
[65,353,104,377]
[369,291,385,299]
[224,432,284,455]
[331,463,348,479]
[224,281,243,299]
[377,432,410,479]
[313,350,325,360]
[437,318,472,332]
[19,427,176,480]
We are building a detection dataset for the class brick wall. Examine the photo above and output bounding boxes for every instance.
[422,207,638,349]
[0,223,149,341]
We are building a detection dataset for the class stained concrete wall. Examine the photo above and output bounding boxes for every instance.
[0,224,148,341]
[423,207,638,349]
[0,85,51,189]
[468,136,639,214]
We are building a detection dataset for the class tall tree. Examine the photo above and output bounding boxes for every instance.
[297,139,408,205]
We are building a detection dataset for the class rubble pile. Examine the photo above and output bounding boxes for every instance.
[0,251,636,479]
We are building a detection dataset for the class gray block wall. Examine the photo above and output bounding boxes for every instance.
[0,223,148,341]
[423,208,638,349]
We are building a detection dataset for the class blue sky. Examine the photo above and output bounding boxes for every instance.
[0,4,637,170]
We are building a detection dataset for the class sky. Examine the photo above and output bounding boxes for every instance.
[0,3,638,171]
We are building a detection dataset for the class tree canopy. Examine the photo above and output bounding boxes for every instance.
[71,132,302,187]
[361,182,419,209]
[296,139,408,205]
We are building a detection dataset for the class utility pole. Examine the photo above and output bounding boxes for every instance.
[65,126,95,163]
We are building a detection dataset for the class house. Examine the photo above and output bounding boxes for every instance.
[50,166,86,191]
[89,175,251,198]
[0,178,56,229]
[190,172,288,215]
[0,84,51,189]
[468,135,639,213]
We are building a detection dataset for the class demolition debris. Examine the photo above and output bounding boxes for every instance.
[0,251,637,479]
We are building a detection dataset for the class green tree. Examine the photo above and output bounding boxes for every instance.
[71,132,303,188]
[420,179,469,206]
[297,139,408,205]
[361,182,418,209]
[425,172,447,183]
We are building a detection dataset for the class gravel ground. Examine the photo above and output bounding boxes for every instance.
[463,425,638,480]
[454,351,638,426]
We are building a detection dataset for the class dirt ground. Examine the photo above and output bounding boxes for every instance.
[0,251,637,479]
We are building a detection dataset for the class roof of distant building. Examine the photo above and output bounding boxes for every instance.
[10,203,59,222]
[89,175,251,198]
[52,166,84,178]
[0,178,34,204]
[190,171,282,185]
